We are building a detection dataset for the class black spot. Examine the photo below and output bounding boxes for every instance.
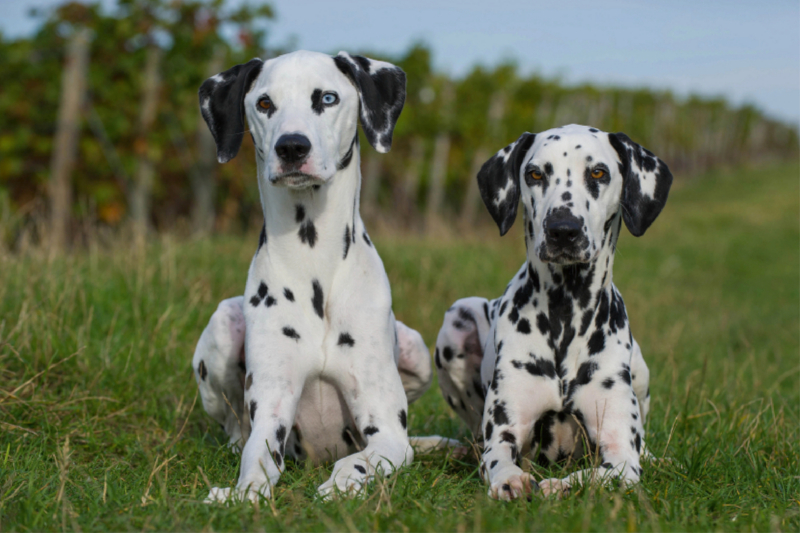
[500,431,516,444]
[310,88,325,115]
[250,400,257,421]
[258,282,268,299]
[517,318,531,334]
[512,357,556,379]
[508,307,519,324]
[574,361,599,387]
[490,460,498,469]
[362,232,372,246]
[265,296,276,307]
[443,346,454,362]
[354,464,366,474]
[561,191,571,201]
[245,373,253,390]
[276,425,287,448]
[399,410,407,429]
[249,295,261,307]
[338,332,355,347]
[298,220,317,247]
[635,433,642,452]
[589,128,598,133]
[619,368,632,385]
[579,310,593,336]
[363,425,379,436]
[198,360,207,380]
[343,226,351,259]
[602,378,615,389]
[536,313,550,335]
[295,204,305,223]
[273,451,282,467]
[282,327,300,340]
[493,403,509,425]
[533,411,556,452]
[283,288,294,301]
[544,162,554,176]
[311,280,324,319]
[498,300,508,317]
[588,329,605,355]
[483,302,490,323]
[258,224,266,250]
[513,278,535,308]
[434,348,442,368]
[485,421,494,440]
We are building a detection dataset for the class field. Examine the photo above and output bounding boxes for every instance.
[0,163,798,531]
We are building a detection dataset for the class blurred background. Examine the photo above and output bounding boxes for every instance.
[0,0,797,252]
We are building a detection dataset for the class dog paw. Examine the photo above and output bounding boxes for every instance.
[204,485,268,504]
[488,469,539,501]
[538,478,570,498]
[317,473,366,500]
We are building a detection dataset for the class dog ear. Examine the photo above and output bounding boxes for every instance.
[333,52,406,153]
[608,133,673,237]
[477,133,536,236]
[198,58,264,164]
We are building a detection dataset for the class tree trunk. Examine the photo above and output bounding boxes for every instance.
[48,27,91,253]
[131,44,162,247]
[191,47,226,235]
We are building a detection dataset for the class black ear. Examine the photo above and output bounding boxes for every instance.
[333,52,406,153]
[198,58,264,164]
[608,133,673,237]
[477,133,536,236]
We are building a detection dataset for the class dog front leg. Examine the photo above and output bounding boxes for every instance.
[206,329,310,504]
[481,356,560,501]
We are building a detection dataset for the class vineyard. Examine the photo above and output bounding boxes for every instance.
[0,0,797,250]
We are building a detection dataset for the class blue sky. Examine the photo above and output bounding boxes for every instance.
[2,0,798,125]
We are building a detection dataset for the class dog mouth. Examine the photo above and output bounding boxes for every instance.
[269,171,325,189]
[536,243,593,265]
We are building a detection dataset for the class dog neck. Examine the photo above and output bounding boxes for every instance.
[255,142,364,284]
[521,212,623,342]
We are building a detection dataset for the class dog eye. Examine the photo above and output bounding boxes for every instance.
[257,97,272,110]
[322,92,339,105]
[530,170,543,180]
[591,168,606,179]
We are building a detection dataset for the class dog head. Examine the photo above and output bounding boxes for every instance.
[199,50,406,189]
[477,124,672,264]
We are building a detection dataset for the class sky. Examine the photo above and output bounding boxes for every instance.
[2,0,798,125]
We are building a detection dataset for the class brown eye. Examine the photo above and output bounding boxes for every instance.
[530,170,543,180]
[591,168,606,179]
[258,98,271,110]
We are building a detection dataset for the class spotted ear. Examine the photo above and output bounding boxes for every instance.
[608,133,673,237]
[477,133,536,236]
[333,52,406,153]
[198,58,264,164]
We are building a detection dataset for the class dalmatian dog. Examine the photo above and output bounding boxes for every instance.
[435,124,672,499]
[192,50,448,504]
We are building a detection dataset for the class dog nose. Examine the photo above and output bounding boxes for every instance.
[545,217,582,245]
[275,134,312,164]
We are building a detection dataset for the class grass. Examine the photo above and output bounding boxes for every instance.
[0,162,798,531]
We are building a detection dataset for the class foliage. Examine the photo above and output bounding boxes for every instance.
[0,0,798,243]
[0,163,798,531]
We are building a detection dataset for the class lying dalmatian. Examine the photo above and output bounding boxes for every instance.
[192,50,449,503]
[435,124,672,499]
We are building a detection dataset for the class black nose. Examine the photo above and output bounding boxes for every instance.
[275,134,311,164]
[545,217,582,245]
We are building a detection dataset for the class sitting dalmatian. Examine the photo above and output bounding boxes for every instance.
[192,50,452,504]
[435,124,672,499]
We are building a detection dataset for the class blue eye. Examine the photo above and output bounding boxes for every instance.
[322,92,338,105]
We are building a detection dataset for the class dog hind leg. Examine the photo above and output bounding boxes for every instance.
[434,297,491,437]
[192,296,249,450]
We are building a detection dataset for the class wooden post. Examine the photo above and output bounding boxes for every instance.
[425,82,454,229]
[191,47,226,235]
[131,43,162,247]
[460,90,507,227]
[48,27,91,253]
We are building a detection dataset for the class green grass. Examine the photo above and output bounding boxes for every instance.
[1,163,798,532]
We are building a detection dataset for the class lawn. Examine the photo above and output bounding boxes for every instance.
[0,163,798,531]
